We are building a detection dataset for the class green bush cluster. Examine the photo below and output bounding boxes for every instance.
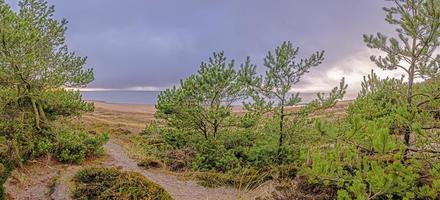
[55,129,108,163]
[72,167,173,200]
[301,77,440,199]
[1,125,108,165]
[141,118,304,183]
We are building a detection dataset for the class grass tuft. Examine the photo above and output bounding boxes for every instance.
[72,167,173,200]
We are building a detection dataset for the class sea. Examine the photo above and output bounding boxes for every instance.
[81,91,161,105]
[80,91,330,105]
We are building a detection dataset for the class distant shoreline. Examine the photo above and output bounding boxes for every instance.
[87,100,155,106]
[87,99,355,109]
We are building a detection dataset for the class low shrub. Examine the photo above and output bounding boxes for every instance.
[191,138,242,172]
[160,128,189,149]
[261,176,337,200]
[192,167,272,189]
[33,137,56,158]
[165,147,194,172]
[138,157,163,169]
[72,167,173,200]
[55,129,108,163]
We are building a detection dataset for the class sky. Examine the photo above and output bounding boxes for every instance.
[6,0,404,98]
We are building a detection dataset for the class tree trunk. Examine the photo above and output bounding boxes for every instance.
[37,103,48,123]
[31,98,41,130]
[203,126,208,140]
[277,104,285,161]
[213,120,218,138]
[403,63,415,160]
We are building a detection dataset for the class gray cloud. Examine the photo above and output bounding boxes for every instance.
[6,0,396,93]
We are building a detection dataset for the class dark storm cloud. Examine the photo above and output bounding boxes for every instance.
[5,0,394,94]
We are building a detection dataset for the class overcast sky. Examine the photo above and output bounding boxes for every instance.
[6,0,403,98]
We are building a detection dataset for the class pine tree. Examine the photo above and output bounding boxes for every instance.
[0,0,94,129]
[240,41,347,160]
[156,52,247,139]
[363,0,440,158]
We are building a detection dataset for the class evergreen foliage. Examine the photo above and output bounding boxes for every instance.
[0,0,105,198]
[156,51,247,139]
[151,42,347,176]
[363,0,440,158]
[300,0,440,198]
[240,41,347,161]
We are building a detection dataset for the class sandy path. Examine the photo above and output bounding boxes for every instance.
[48,140,242,200]
[104,140,242,200]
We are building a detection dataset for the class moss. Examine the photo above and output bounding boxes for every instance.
[72,167,173,200]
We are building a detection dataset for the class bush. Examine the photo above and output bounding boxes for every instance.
[160,127,189,149]
[72,167,173,200]
[191,138,242,172]
[33,137,55,158]
[300,77,440,199]
[55,129,108,163]
[165,147,195,172]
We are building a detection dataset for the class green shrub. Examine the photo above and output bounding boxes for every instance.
[72,167,173,200]
[33,137,55,158]
[142,120,163,136]
[300,77,440,199]
[55,129,108,163]
[191,138,241,172]
[160,127,189,149]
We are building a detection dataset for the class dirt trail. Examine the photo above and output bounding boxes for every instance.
[47,140,244,200]
[104,140,245,200]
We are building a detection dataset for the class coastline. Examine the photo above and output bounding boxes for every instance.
[88,99,354,117]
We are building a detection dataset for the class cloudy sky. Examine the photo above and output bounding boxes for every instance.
[7,0,404,98]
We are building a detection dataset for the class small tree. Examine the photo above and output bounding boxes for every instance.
[0,0,94,129]
[363,0,440,157]
[240,41,347,158]
[156,52,247,139]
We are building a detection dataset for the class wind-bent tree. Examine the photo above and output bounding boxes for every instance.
[0,0,94,129]
[240,41,347,158]
[363,0,440,157]
[156,52,247,139]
